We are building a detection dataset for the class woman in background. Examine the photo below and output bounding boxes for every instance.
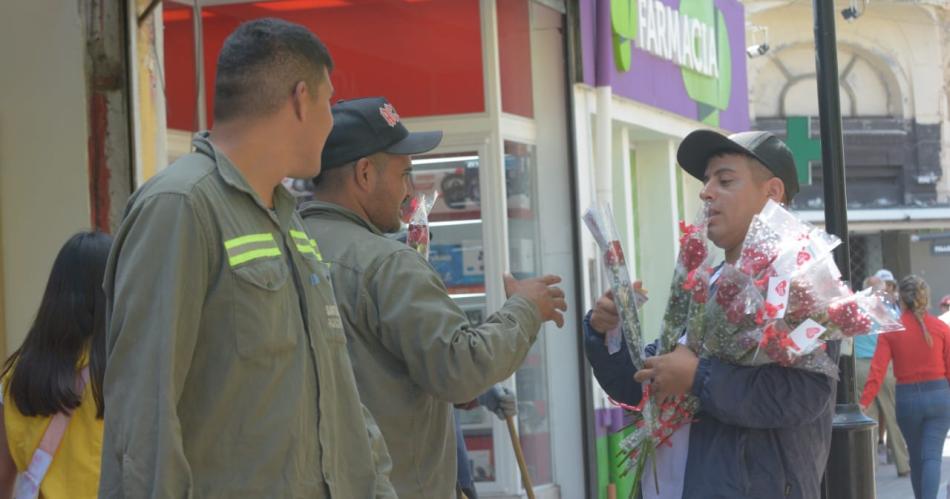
[0,231,112,499]
[862,275,950,499]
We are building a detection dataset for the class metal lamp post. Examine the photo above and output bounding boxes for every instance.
[812,1,877,498]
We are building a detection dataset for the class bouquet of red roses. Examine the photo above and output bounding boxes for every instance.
[584,204,648,365]
[617,201,901,494]
[701,200,902,370]
[616,206,712,495]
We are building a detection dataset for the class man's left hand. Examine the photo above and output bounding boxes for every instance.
[633,345,699,400]
[477,385,517,420]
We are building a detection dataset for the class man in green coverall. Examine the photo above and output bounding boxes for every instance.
[300,97,567,498]
[100,20,395,498]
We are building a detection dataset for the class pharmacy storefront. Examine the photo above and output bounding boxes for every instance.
[161,0,585,497]
[571,1,749,496]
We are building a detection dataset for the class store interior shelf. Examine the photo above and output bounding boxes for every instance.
[430,219,482,228]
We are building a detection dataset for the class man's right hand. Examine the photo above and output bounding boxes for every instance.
[589,282,646,335]
[503,274,568,328]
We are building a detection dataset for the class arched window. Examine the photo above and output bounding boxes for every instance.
[751,43,904,118]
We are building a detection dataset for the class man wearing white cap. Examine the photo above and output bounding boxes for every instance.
[855,269,910,476]
[939,295,950,326]
[874,269,901,317]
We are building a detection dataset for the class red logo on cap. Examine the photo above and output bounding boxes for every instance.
[379,103,400,127]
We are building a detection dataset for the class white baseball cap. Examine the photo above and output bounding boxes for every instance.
[874,269,896,283]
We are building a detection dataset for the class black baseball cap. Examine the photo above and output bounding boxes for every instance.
[320,97,442,171]
[677,130,800,201]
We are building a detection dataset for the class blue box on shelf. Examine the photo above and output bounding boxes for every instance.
[430,243,484,289]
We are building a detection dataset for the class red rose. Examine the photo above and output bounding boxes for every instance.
[605,241,626,266]
[739,246,775,277]
[828,298,872,336]
[786,279,817,323]
[678,221,708,271]
[408,224,429,245]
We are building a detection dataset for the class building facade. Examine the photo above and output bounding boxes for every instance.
[745,0,950,304]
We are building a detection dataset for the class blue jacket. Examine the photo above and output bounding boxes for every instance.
[584,312,838,499]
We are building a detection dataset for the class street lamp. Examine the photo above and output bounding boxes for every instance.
[812,1,877,498]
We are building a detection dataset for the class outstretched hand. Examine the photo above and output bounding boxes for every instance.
[504,273,568,328]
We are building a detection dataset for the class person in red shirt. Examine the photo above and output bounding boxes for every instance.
[861,275,950,499]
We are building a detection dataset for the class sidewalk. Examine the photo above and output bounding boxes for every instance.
[875,436,950,499]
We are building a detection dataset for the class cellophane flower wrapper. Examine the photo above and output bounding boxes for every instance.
[826,287,904,339]
[722,198,901,371]
[734,200,802,281]
[745,252,900,367]
[407,192,438,261]
[715,200,838,330]
[660,205,714,354]
[749,284,901,372]
[616,205,710,495]
[684,204,848,393]
[743,259,849,375]
[748,320,827,369]
[784,257,850,327]
[583,204,646,365]
[735,200,840,284]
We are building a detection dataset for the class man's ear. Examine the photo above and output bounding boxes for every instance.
[291,80,309,121]
[352,157,376,193]
[766,177,786,204]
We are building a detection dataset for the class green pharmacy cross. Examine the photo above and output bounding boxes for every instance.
[784,116,822,186]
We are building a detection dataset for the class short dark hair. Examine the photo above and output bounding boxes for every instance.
[312,154,386,190]
[213,18,333,123]
[312,161,353,189]
[0,231,113,418]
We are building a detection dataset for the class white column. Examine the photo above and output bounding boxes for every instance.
[594,86,613,207]
[530,3,584,497]
[633,139,679,343]
[479,0,518,495]
[613,126,636,280]
[478,0,510,314]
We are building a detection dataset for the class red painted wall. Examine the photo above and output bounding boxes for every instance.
[164,0,485,130]
[497,0,533,118]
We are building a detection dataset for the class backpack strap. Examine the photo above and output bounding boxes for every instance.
[14,367,90,499]
[36,367,89,455]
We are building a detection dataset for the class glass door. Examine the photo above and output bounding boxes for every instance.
[410,139,553,493]
[408,149,497,483]
[504,140,553,487]
[410,151,488,309]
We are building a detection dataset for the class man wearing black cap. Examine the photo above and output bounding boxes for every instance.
[299,97,568,498]
[583,130,838,499]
